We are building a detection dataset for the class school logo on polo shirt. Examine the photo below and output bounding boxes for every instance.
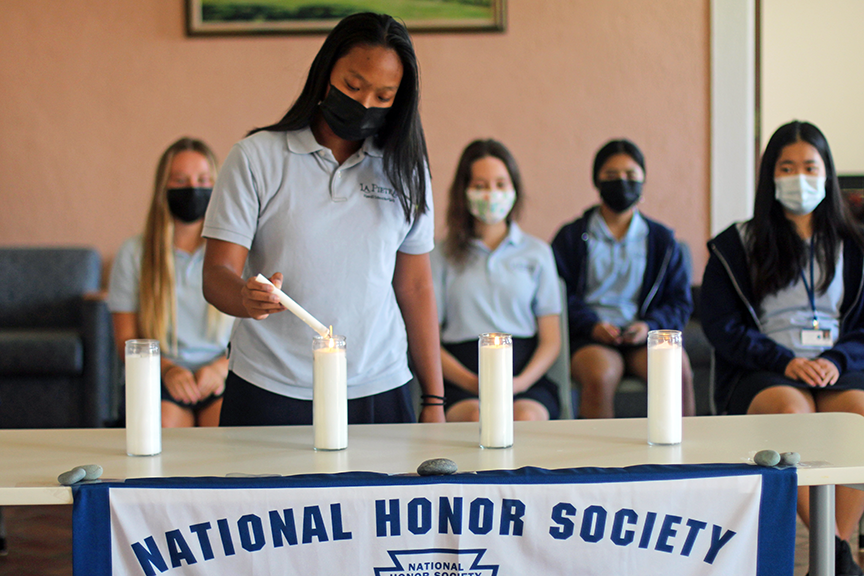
[361,182,397,202]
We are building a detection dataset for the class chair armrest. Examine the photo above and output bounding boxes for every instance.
[80,296,118,427]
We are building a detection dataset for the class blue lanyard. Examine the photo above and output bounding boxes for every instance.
[799,238,819,329]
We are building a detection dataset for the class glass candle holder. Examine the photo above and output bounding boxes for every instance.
[647,330,683,445]
[312,334,347,451]
[478,332,513,449]
[125,339,161,456]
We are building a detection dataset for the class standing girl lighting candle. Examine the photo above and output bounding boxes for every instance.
[108,138,232,428]
[431,140,561,422]
[202,13,445,425]
[702,121,864,573]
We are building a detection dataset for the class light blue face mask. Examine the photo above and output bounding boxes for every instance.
[774,174,826,215]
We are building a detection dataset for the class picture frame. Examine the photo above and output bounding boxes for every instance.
[186,0,506,36]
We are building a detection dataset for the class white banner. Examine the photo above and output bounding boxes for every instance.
[72,465,797,576]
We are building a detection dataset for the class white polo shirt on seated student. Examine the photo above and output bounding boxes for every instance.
[107,234,231,369]
[431,223,561,344]
[202,128,434,401]
[584,208,649,327]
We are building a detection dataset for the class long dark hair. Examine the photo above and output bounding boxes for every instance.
[248,13,428,222]
[592,139,646,188]
[749,121,862,301]
[444,139,523,267]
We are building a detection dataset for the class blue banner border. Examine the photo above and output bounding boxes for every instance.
[72,463,796,576]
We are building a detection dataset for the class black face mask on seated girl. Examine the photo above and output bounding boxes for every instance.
[166,187,212,223]
[319,84,390,141]
[599,179,643,213]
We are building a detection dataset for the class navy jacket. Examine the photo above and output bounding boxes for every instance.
[551,206,693,341]
[702,224,864,413]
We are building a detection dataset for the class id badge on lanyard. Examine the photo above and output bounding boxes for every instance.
[800,239,834,348]
[801,328,833,347]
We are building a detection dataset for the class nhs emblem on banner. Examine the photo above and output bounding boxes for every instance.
[374,548,497,576]
[72,465,796,576]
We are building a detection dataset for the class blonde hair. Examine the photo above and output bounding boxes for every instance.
[138,137,225,354]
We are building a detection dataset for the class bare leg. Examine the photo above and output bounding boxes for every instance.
[196,397,224,427]
[513,399,549,421]
[815,389,864,541]
[747,386,816,526]
[161,400,195,428]
[571,345,625,418]
[680,350,696,416]
[622,346,695,416]
[445,399,481,422]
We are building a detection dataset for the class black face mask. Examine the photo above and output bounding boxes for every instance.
[319,84,390,141]
[166,187,212,223]
[599,180,643,213]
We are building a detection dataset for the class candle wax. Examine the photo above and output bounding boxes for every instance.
[647,341,682,445]
[313,345,347,450]
[479,343,513,449]
[125,353,161,456]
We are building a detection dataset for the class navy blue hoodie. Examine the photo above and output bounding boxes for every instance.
[702,224,864,413]
[551,206,693,346]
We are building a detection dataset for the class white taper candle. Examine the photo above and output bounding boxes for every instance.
[255,274,329,337]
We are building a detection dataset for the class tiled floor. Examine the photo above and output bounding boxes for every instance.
[0,505,857,575]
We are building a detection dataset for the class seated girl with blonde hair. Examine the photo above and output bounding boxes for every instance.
[108,137,232,427]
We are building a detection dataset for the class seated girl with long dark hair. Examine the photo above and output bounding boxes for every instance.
[432,139,562,422]
[702,120,864,574]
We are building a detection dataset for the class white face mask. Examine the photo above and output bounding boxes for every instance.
[466,188,516,225]
[774,174,826,215]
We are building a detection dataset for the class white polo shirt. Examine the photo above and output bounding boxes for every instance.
[584,209,649,326]
[202,128,434,400]
[431,223,561,344]
[107,235,231,370]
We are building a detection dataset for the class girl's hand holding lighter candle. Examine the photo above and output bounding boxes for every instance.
[252,274,330,337]
[241,273,288,320]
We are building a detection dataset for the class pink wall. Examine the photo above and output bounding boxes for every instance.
[0,0,709,276]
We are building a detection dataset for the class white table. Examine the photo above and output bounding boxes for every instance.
[2,413,863,575]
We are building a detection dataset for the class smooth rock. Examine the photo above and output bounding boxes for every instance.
[417,458,458,476]
[754,449,781,467]
[780,452,801,466]
[80,464,103,481]
[58,467,86,486]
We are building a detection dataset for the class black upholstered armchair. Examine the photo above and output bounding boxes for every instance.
[0,248,117,428]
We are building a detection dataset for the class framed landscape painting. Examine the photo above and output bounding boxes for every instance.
[186,0,506,35]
